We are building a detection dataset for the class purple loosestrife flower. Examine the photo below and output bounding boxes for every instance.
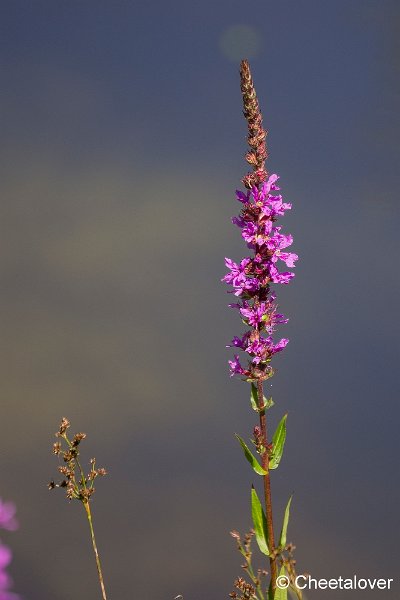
[222,258,260,297]
[227,59,305,600]
[223,172,297,380]
[228,355,247,377]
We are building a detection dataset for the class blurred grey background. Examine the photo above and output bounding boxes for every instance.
[0,1,399,599]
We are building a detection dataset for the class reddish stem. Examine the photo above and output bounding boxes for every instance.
[257,378,277,595]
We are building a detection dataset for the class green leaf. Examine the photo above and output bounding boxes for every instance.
[279,495,293,548]
[274,565,289,600]
[250,383,258,411]
[251,487,270,556]
[264,396,274,410]
[235,434,267,475]
[269,414,287,470]
[250,383,274,412]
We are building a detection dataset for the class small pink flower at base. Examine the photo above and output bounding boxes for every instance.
[0,543,19,600]
[0,501,18,532]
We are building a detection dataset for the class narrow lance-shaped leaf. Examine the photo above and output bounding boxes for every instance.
[235,434,267,475]
[250,383,274,412]
[250,383,258,411]
[269,414,287,470]
[251,487,270,556]
[279,494,293,548]
[273,564,289,600]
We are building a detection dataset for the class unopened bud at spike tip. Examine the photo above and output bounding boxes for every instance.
[239,60,268,188]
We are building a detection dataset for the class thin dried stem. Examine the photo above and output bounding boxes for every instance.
[49,418,109,600]
[84,501,108,600]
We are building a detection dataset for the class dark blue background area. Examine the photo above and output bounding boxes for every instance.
[0,1,399,599]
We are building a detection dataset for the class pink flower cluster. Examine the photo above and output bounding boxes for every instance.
[222,174,298,379]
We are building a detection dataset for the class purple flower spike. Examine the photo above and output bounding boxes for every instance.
[222,60,298,381]
[223,176,297,379]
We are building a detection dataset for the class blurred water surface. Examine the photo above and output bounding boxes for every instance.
[0,1,399,599]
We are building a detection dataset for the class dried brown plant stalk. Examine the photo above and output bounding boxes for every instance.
[49,417,108,600]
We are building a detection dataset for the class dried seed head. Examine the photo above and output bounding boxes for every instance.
[66,481,75,499]
[245,151,258,167]
[63,448,77,463]
[80,488,95,502]
[234,578,246,589]
[72,432,86,446]
[286,543,296,552]
[57,417,70,436]
[50,418,107,506]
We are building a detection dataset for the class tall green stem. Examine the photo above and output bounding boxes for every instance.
[257,379,277,596]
